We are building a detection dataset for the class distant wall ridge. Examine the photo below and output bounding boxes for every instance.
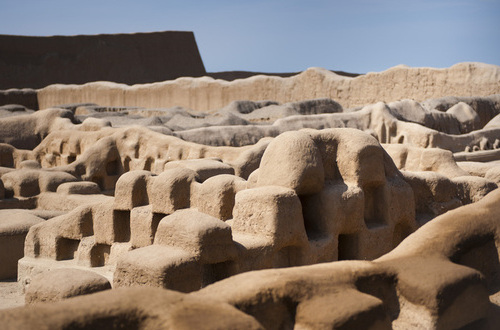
[0,31,206,89]
[37,62,500,112]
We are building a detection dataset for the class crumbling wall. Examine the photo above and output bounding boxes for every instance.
[37,63,500,111]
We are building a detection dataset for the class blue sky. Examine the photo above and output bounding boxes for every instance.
[1,0,499,73]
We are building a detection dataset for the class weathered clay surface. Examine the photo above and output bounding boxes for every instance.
[36,62,500,111]
[24,268,111,304]
[2,190,499,328]
[0,61,499,329]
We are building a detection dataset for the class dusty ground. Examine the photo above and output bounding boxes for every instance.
[0,280,24,310]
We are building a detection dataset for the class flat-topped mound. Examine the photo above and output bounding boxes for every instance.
[0,31,206,89]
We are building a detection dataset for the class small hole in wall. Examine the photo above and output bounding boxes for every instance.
[144,157,153,171]
[80,210,94,237]
[364,185,386,228]
[90,244,111,267]
[0,152,14,168]
[379,123,387,143]
[300,194,328,241]
[4,188,14,199]
[201,261,235,287]
[484,140,490,150]
[67,154,76,164]
[123,157,131,172]
[338,233,359,260]
[33,240,40,257]
[151,213,163,240]
[134,144,140,158]
[56,238,80,261]
[106,160,120,176]
[113,210,131,242]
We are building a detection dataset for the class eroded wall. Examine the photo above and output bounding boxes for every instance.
[37,63,500,111]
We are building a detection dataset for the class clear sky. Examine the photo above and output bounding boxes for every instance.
[1,0,499,74]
